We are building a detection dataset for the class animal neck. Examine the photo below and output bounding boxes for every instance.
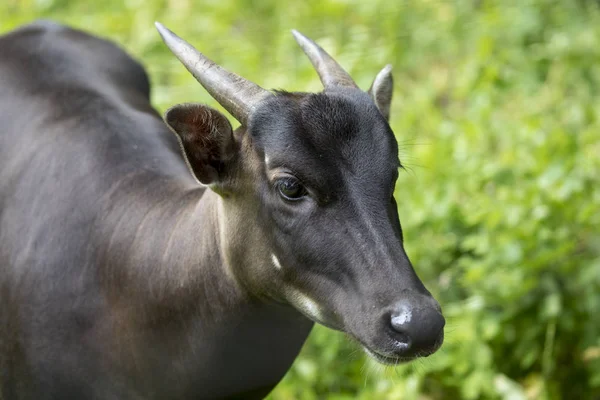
[100,172,306,331]
[96,179,313,397]
[101,179,246,321]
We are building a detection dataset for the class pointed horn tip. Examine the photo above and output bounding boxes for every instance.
[154,21,167,34]
[290,29,313,46]
[154,21,176,43]
[154,22,190,54]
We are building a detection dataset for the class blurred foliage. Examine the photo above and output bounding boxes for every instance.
[2,0,600,399]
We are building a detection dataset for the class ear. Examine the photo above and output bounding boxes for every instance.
[368,64,393,122]
[164,103,237,185]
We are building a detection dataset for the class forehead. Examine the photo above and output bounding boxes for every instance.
[249,89,400,180]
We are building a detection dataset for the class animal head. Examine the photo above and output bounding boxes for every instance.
[157,22,444,364]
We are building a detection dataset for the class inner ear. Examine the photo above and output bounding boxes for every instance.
[164,103,237,185]
[368,64,393,122]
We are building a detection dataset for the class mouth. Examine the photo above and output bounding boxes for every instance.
[362,347,413,365]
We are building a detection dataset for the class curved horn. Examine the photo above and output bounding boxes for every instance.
[291,30,357,89]
[155,22,271,125]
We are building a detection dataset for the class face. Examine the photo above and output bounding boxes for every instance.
[158,23,444,365]
[231,88,445,364]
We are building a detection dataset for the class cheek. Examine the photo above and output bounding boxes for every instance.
[270,253,283,271]
[266,197,317,236]
[283,276,347,330]
[289,289,326,322]
[278,222,332,266]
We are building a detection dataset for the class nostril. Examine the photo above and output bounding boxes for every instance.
[390,332,411,350]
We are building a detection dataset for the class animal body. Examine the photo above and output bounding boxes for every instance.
[0,21,444,399]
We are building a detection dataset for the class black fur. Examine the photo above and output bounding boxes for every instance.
[0,22,443,400]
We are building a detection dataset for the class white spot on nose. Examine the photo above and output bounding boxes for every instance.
[391,307,412,326]
[264,154,270,166]
[271,253,282,270]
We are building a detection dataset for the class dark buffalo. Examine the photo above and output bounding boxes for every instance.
[0,21,444,399]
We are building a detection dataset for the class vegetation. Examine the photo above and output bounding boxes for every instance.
[3,0,599,398]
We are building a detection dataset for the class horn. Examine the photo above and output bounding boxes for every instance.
[291,30,357,89]
[155,22,271,126]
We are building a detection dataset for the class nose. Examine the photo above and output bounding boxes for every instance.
[388,299,445,357]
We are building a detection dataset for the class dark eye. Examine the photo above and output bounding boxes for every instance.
[276,177,307,201]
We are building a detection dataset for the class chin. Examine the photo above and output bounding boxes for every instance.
[362,347,413,366]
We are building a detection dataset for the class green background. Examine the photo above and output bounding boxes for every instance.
[2,0,600,398]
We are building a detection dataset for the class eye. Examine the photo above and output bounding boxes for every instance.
[276,177,307,201]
